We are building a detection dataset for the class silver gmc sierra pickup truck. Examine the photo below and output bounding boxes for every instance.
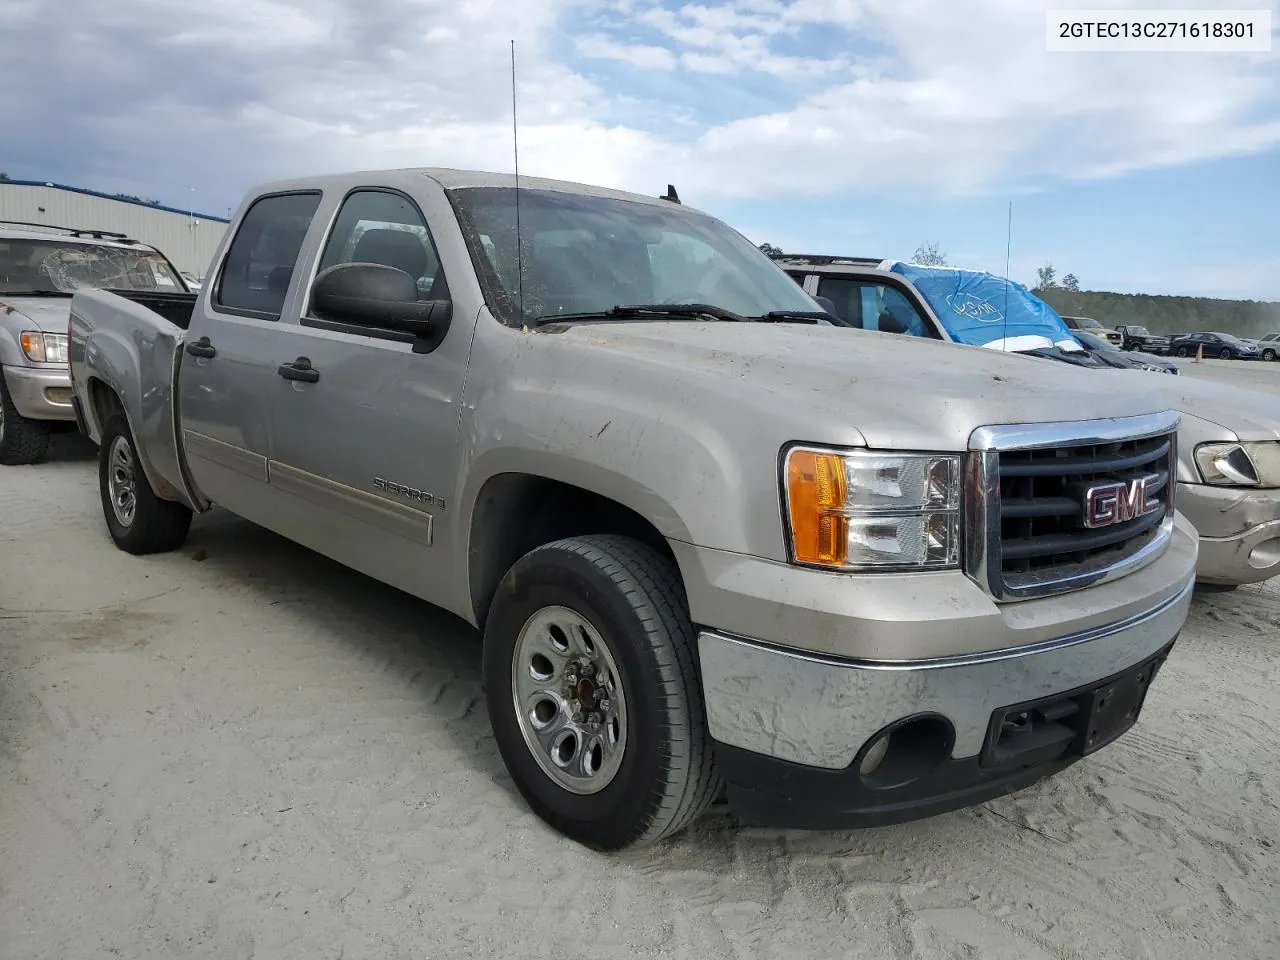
[68,168,1198,850]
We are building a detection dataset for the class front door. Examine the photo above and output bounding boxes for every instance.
[265,187,470,605]
[179,191,323,521]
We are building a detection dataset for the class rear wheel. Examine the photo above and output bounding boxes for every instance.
[1219,347,1232,359]
[98,412,192,554]
[1175,345,1190,357]
[483,534,722,850]
[0,374,52,465]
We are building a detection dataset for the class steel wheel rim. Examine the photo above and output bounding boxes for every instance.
[108,435,137,528]
[511,605,628,795]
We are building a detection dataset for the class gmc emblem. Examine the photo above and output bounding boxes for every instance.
[1082,473,1161,529]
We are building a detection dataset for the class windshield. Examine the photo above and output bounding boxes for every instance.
[1127,325,1151,335]
[1214,332,1249,347]
[447,186,821,324]
[887,262,1085,354]
[0,238,185,296]
[1075,318,1103,329]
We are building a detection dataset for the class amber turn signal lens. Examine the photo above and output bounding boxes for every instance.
[20,331,41,361]
[786,450,849,566]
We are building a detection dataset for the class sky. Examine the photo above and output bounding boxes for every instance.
[2,0,1278,299]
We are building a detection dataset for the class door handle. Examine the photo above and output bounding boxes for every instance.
[277,356,320,383]
[185,336,216,359]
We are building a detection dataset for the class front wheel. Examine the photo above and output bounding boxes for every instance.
[483,534,722,850]
[98,412,193,554]
[1263,348,1277,362]
[1219,347,1232,360]
[0,373,52,465]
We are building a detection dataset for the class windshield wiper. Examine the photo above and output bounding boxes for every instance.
[753,310,833,324]
[532,303,748,327]
[0,289,72,298]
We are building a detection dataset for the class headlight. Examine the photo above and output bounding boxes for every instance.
[19,331,69,364]
[783,447,961,570]
[1194,441,1280,487]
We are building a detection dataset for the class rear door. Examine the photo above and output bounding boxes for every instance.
[264,185,469,604]
[179,191,322,521]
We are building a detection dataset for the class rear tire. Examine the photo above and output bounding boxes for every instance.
[0,374,52,465]
[482,534,722,850]
[1175,346,1190,357]
[1219,347,1231,360]
[98,412,192,554]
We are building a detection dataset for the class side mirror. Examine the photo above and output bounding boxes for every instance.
[311,262,451,341]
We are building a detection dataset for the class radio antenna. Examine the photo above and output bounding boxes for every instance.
[1002,200,1012,353]
[510,39,525,324]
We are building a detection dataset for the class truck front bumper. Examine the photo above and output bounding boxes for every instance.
[2,363,75,421]
[1176,482,1280,586]
[679,518,1197,829]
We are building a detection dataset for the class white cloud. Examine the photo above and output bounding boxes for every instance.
[574,33,677,70]
[1,0,1277,224]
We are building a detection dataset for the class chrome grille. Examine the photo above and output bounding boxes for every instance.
[965,412,1180,601]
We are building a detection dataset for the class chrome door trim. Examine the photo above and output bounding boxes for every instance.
[268,459,434,544]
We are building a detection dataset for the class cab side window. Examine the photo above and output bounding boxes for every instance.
[215,192,322,320]
[316,190,447,302]
[816,277,937,338]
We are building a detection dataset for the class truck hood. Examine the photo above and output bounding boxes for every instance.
[556,321,1174,451]
[1140,372,1280,440]
[0,296,73,332]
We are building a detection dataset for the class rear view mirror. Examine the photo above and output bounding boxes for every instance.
[311,262,451,342]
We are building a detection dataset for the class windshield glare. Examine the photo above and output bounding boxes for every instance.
[0,238,185,295]
[448,187,821,324]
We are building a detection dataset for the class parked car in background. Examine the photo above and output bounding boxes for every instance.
[180,272,203,291]
[1061,314,1123,346]
[0,221,189,464]
[774,254,1280,590]
[1168,332,1259,360]
[1075,329,1178,374]
[69,168,1197,849]
[1114,324,1171,354]
[1258,333,1280,362]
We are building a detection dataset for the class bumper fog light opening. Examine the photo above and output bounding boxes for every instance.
[1248,538,1280,571]
[854,714,955,790]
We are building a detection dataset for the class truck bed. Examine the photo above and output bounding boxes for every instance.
[68,287,202,511]
[104,288,199,330]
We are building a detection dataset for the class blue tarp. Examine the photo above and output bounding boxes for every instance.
[885,261,1084,353]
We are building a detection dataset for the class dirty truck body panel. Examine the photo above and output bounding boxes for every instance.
[71,169,1197,840]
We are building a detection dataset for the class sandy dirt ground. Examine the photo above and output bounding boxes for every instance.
[2,434,1278,960]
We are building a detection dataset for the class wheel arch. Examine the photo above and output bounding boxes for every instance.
[466,471,683,630]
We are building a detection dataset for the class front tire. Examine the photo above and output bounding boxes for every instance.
[1219,347,1232,359]
[0,373,52,465]
[483,534,722,850]
[1263,348,1277,362]
[98,412,192,554]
